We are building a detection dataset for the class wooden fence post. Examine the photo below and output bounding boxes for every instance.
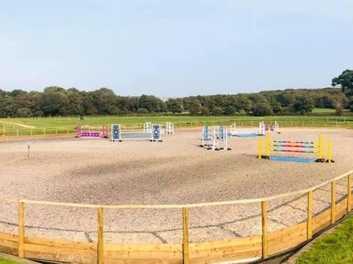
[307,191,313,239]
[347,175,352,212]
[97,208,104,264]
[261,201,268,259]
[331,181,336,224]
[18,201,25,258]
[182,208,190,264]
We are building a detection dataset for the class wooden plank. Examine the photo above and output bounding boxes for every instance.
[190,236,261,264]
[307,191,313,239]
[105,244,181,252]
[268,222,307,254]
[25,244,177,264]
[190,236,261,250]
[190,251,261,264]
[25,237,95,250]
[97,207,104,264]
[104,258,181,264]
[312,195,348,235]
[313,208,331,233]
[105,250,181,260]
[0,232,18,242]
[182,208,190,264]
[24,243,95,264]
[0,234,18,254]
[336,198,348,220]
[104,244,182,263]
[261,201,268,259]
[18,201,25,258]
[348,175,352,212]
[4,236,181,264]
[331,181,336,224]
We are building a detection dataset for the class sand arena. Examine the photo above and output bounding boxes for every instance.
[0,127,353,245]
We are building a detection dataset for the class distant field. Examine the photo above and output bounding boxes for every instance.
[0,114,352,136]
[312,108,337,113]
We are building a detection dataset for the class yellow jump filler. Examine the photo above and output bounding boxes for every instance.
[258,134,334,163]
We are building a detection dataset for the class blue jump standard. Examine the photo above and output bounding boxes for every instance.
[270,156,316,163]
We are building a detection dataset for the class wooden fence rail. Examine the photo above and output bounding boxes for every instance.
[0,169,352,263]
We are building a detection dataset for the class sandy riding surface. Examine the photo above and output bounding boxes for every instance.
[0,128,352,244]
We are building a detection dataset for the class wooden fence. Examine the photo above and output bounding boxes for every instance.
[0,169,353,263]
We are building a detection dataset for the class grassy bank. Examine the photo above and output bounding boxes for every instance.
[0,258,20,264]
[296,215,353,264]
[0,115,353,136]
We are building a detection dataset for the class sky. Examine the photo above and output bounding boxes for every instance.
[1,0,353,97]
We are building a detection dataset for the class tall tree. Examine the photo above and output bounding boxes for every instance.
[332,70,353,96]
[332,70,353,111]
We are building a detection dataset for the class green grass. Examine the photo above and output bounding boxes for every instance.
[0,258,20,264]
[0,115,353,136]
[296,216,353,264]
[312,108,337,113]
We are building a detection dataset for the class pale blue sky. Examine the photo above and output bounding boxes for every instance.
[1,0,352,97]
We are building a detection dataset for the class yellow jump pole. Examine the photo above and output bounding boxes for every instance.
[258,138,263,159]
[323,135,329,162]
[258,133,272,160]
[315,135,323,161]
[328,138,334,163]
[319,135,325,159]
[265,133,272,157]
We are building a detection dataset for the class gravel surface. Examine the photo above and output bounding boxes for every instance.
[0,127,352,244]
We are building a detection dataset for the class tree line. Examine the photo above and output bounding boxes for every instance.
[0,70,352,117]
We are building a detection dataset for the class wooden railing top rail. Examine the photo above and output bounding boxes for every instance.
[6,169,350,210]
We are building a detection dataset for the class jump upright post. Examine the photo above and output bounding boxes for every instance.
[200,125,231,151]
[143,122,152,133]
[165,122,175,135]
[265,121,280,134]
[258,134,334,163]
[144,122,175,136]
[111,124,162,142]
[200,126,214,149]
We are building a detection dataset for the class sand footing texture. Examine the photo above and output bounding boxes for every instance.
[0,128,352,244]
